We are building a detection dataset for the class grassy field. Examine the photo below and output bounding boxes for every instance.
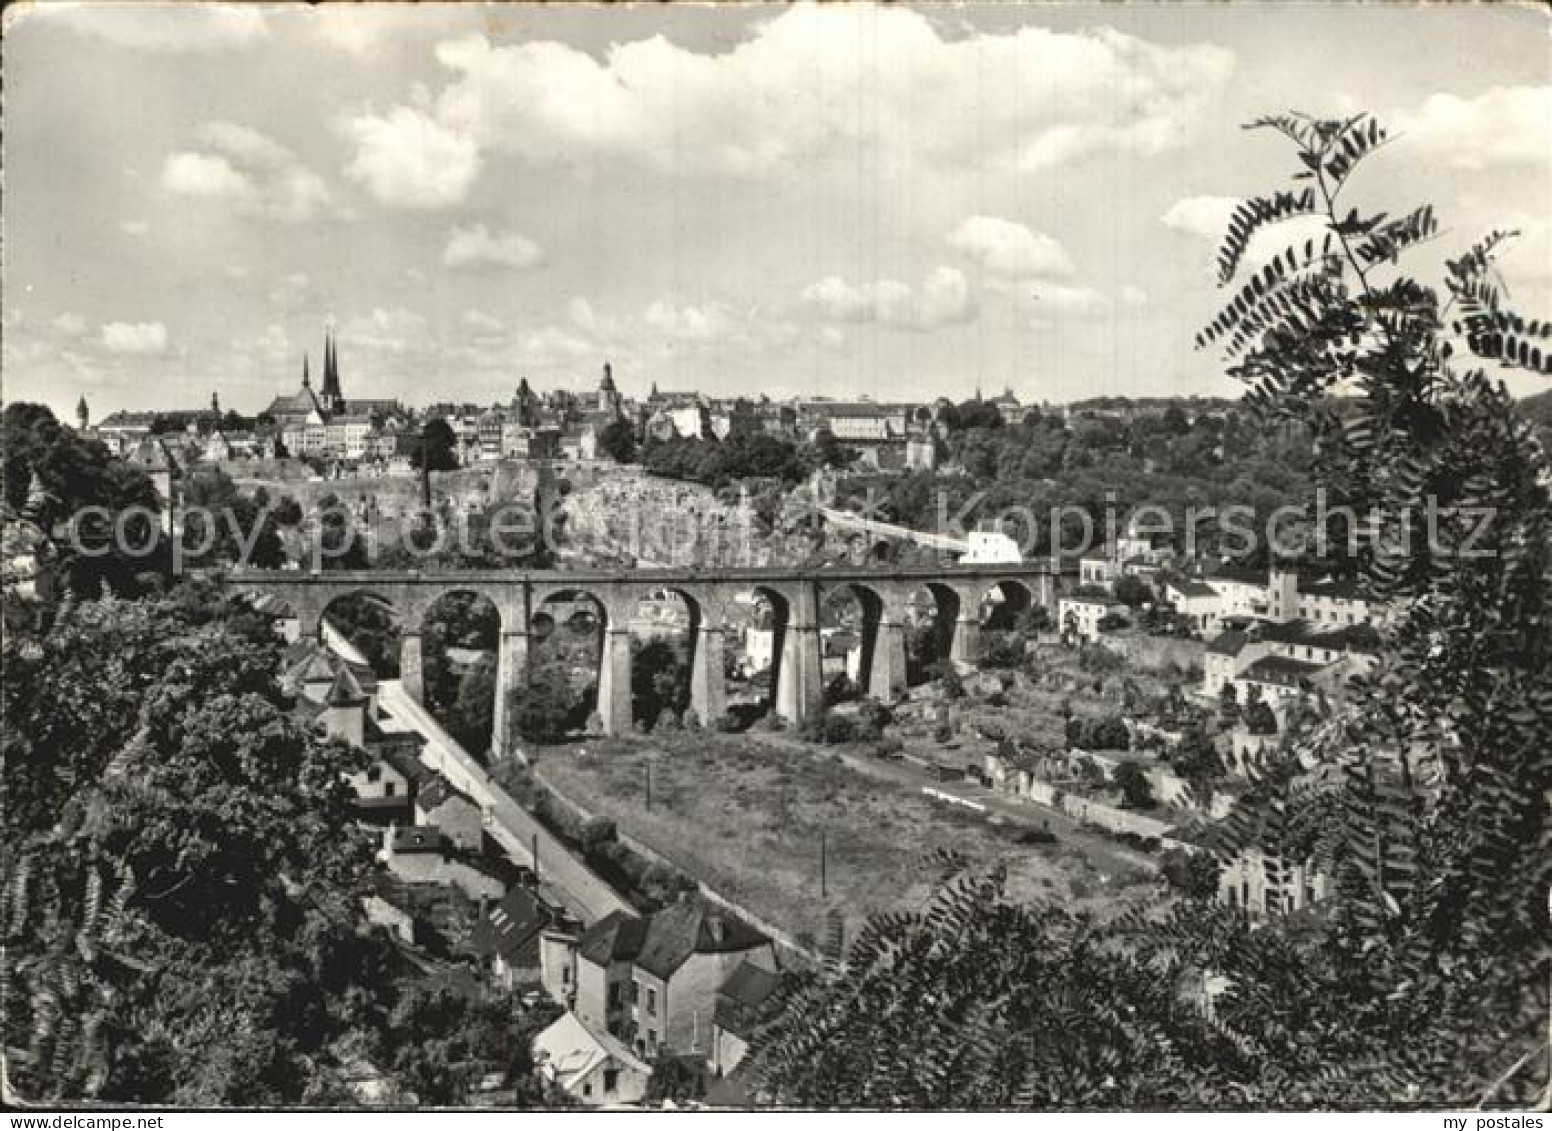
[533,731,1158,947]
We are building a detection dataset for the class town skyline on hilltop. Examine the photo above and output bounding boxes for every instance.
[5,3,1549,424]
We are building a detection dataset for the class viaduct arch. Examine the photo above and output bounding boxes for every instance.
[229,563,1057,755]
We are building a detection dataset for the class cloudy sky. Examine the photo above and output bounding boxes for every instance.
[4,2,1549,419]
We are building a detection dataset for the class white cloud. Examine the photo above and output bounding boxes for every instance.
[948,215,1074,277]
[50,312,87,337]
[312,6,393,56]
[1027,284,1115,320]
[161,122,330,222]
[1120,285,1149,308]
[355,5,1230,201]
[802,266,975,331]
[1161,195,1239,242]
[511,326,597,369]
[101,321,168,355]
[567,297,607,335]
[461,309,505,333]
[36,5,268,53]
[120,219,151,238]
[342,106,482,210]
[642,300,738,342]
[163,152,249,198]
[442,223,543,269]
[230,324,294,376]
[342,308,429,355]
[1397,86,1552,170]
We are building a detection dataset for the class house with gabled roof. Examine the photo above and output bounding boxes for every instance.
[414,774,484,851]
[1165,576,1223,634]
[471,885,553,989]
[572,899,777,1061]
[377,825,507,901]
[531,1011,652,1107]
[710,960,781,1076]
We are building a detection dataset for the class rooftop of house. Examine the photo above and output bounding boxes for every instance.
[470,885,552,962]
[1205,629,1250,657]
[325,664,368,708]
[579,901,769,980]
[377,742,430,786]
[1256,619,1373,652]
[633,900,770,980]
[1300,575,1367,601]
[715,959,782,1039]
[1168,577,1219,599]
[415,775,478,815]
[389,826,448,855]
[533,1012,652,1088]
[814,402,908,418]
[1209,564,1269,587]
[1241,655,1328,687]
[577,910,651,967]
[1061,593,1118,607]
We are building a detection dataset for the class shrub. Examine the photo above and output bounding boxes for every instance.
[1014,826,1058,846]
[853,697,893,740]
[872,735,905,759]
[579,816,618,853]
[1113,762,1157,810]
[822,673,861,708]
[803,710,858,745]
[682,708,702,731]
[933,723,953,744]
[655,707,682,732]
[979,631,1028,670]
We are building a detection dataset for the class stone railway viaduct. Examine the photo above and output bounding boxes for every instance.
[228,563,1057,755]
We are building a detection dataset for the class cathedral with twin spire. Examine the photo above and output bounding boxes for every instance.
[263,330,400,459]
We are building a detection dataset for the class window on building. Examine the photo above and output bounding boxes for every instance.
[562,965,572,986]
[604,1068,619,1093]
[583,1082,593,1098]
[383,781,396,797]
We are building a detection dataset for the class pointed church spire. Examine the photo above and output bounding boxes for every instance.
[76,395,89,430]
[302,353,311,388]
[321,329,343,409]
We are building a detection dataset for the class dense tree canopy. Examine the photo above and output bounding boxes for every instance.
[3,403,166,596]
[412,419,460,472]
[640,431,809,490]
[2,583,564,1104]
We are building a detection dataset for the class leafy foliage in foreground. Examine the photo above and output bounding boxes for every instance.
[1,585,558,1104]
[750,112,1550,1109]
